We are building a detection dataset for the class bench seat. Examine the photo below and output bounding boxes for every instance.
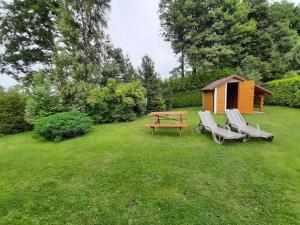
[144,123,188,128]
[145,123,188,136]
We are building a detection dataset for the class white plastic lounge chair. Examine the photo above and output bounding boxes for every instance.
[196,111,245,144]
[225,109,274,142]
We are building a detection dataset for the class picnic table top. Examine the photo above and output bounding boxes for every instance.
[149,111,188,116]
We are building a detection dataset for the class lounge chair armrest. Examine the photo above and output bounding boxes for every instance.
[218,124,231,131]
[247,122,260,130]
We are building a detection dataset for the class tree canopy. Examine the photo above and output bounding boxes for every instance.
[160,0,300,82]
[0,0,138,87]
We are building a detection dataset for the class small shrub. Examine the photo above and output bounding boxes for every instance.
[172,90,202,108]
[265,76,300,108]
[0,89,32,134]
[34,112,93,141]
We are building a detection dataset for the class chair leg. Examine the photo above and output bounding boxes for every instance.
[151,127,154,136]
[218,135,224,144]
[266,136,274,142]
[212,133,224,144]
[196,124,204,134]
[244,134,250,141]
[179,127,182,137]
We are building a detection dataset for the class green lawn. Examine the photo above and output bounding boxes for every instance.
[0,106,300,225]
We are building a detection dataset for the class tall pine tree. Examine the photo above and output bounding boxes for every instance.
[139,55,166,112]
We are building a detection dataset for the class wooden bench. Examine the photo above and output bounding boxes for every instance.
[145,123,188,136]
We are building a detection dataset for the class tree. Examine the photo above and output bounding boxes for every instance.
[25,72,63,123]
[285,42,300,71]
[161,80,173,110]
[239,56,270,82]
[139,56,166,112]
[0,0,59,84]
[0,0,112,86]
[159,0,192,77]
[102,44,139,85]
[245,0,298,81]
[159,0,300,81]
[160,0,253,73]
[53,0,111,86]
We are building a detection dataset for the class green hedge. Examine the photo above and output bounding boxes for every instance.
[169,68,236,108]
[34,112,93,141]
[169,68,236,92]
[172,90,202,108]
[265,76,300,108]
[0,90,32,134]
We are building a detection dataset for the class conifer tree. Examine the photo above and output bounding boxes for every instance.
[139,55,166,112]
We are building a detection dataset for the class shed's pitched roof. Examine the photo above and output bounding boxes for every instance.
[201,75,273,95]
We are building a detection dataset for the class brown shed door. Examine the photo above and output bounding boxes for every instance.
[238,81,254,114]
[203,91,214,112]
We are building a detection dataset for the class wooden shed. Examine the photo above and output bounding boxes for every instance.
[201,75,272,114]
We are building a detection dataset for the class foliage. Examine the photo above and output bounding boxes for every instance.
[283,70,299,78]
[1,0,136,88]
[25,73,64,124]
[87,79,146,123]
[161,80,173,110]
[34,111,92,141]
[285,42,300,71]
[159,0,192,77]
[160,0,300,82]
[172,90,202,108]
[26,74,145,125]
[139,55,166,112]
[238,56,270,82]
[0,88,31,134]
[102,46,139,85]
[58,81,93,112]
[0,0,58,84]
[52,0,111,86]
[265,76,300,108]
[169,68,236,92]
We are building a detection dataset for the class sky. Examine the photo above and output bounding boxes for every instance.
[1,0,300,89]
[107,0,178,77]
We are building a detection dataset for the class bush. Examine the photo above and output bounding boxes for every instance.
[87,79,146,123]
[0,89,32,134]
[34,112,93,141]
[265,76,300,108]
[172,90,202,108]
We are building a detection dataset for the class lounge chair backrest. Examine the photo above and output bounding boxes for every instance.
[198,111,218,129]
[225,109,247,127]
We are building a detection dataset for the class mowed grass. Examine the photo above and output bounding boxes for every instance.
[0,106,300,225]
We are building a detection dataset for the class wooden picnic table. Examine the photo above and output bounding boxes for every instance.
[145,111,188,136]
